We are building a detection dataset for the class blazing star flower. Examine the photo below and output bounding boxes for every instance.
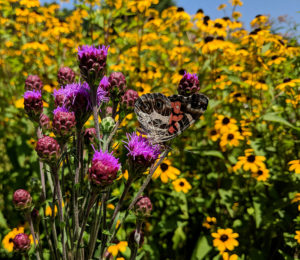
[97,85,109,105]
[53,106,69,115]
[124,133,160,167]
[177,72,200,96]
[89,149,120,186]
[98,76,110,92]
[78,45,109,86]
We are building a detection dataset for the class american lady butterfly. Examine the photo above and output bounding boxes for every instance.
[134,93,209,144]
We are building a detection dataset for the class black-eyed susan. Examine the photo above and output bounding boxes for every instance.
[222,252,238,260]
[230,0,243,6]
[212,228,239,252]
[220,130,244,149]
[294,231,300,244]
[2,227,25,252]
[215,115,238,133]
[203,216,217,229]
[208,128,220,141]
[172,178,192,193]
[152,159,180,183]
[251,167,270,181]
[288,159,300,174]
[45,201,65,217]
[234,149,266,172]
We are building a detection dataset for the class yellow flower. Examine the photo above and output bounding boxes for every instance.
[232,11,242,20]
[117,170,129,181]
[203,216,217,229]
[212,228,239,252]
[295,231,300,244]
[15,98,24,109]
[107,241,128,257]
[230,0,243,6]
[45,201,65,217]
[234,149,266,172]
[288,160,300,174]
[291,193,300,204]
[2,227,25,252]
[214,115,238,133]
[107,204,115,210]
[251,167,270,181]
[208,128,220,142]
[218,4,227,10]
[220,130,244,149]
[152,159,180,183]
[172,178,192,193]
[222,252,238,260]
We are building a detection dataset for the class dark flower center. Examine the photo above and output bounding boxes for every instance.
[214,23,223,28]
[283,78,291,83]
[211,129,217,135]
[196,9,203,14]
[255,14,262,18]
[160,163,169,172]
[220,234,229,242]
[216,36,224,41]
[257,170,263,175]
[227,134,234,140]
[271,55,278,60]
[247,155,256,163]
[222,117,230,125]
[222,16,230,21]
[204,36,214,43]
[177,7,184,12]
[259,79,265,83]
[179,69,185,75]
[9,238,13,243]
[234,92,242,97]
[179,181,185,187]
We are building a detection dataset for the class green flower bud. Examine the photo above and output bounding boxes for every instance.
[100,117,115,134]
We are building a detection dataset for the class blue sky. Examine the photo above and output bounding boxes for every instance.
[41,0,300,30]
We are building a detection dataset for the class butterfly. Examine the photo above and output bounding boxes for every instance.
[134,93,209,144]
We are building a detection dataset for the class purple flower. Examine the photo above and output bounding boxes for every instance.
[13,233,31,252]
[53,106,69,115]
[78,45,109,59]
[78,45,109,86]
[124,133,160,167]
[89,149,120,186]
[23,90,43,120]
[97,86,109,105]
[99,76,110,91]
[177,72,200,96]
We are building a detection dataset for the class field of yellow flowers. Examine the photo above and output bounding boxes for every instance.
[0,0,300,259]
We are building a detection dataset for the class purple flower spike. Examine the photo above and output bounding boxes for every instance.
[78,45,109,87]
[177,72,200,96]
[124,133,160,174]
[97,86,109,105]
[99,76,110,91]
[89,150,120,187]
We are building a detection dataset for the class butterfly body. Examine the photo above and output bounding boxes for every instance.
[134,93,209,144]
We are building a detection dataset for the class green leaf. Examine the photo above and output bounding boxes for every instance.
[261,113,299,131]
[218,189,234,217]
[172,222,187,249]
[253,200,262,228]
[201,150,224,159]
[0,210,7,228]
[191,236,212,260]
[261,42,272,54]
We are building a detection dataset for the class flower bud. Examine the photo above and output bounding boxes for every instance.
[89,150,120,187]
[25,75,43,92]
[121,89,139,109]
[100,117,115,134]
[177,72,200,96]
[108,72,127,99]
[24,90,43,121]
[13,189,32,210]
[35,136,60,164]
[39,113,50,131]
[128,229,144,249]
[13,233,31,253]
[52,107,76,138]
[57,66,76,86]
[84,128,96,147]
[78,45,109,87]
[134,196,152,218]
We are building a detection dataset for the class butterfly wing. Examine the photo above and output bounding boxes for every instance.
[134,93,209,144]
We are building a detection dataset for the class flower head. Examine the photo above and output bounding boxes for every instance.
[25,75,43,92]
[53,106,69,115]
[89,150,120,186]
[78,45,109,86]
[35,136,60,165]
[177,72,200,96]
[57,66,76,86]
[288,159,300,174]
[13,189,32,210]
[233,149,266,172]
[52,108,76,139]
[23,90,43,121]
[124,133,160,172]
[2,227,25,252]
[121,89,139,109]
[212,228,239,252]
[13,233,31,253]
[203,216,217,229]
[152,159,180,183]
[172,178,192,193]
[134,196,152,218]
[295,231,300,244]
[108,72,127,99]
